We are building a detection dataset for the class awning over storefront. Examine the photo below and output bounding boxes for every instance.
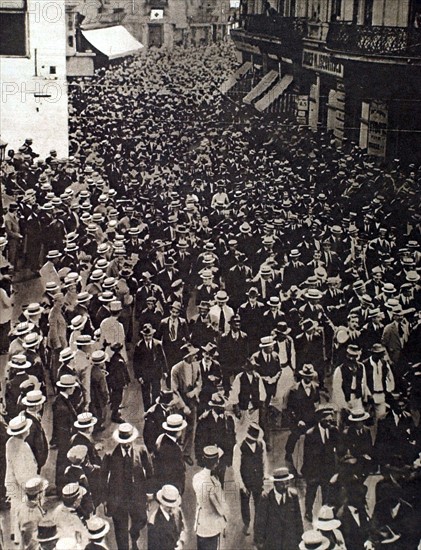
[255,74,293,112]
[220,61,252,94]
[81,26,144,60]
[242,70,278,105]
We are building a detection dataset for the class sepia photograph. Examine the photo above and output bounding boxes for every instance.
[0,0,420,548]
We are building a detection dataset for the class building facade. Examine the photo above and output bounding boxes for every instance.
[0,0,69,158]
[228,0,421,162]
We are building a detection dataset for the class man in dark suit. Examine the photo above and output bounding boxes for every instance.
[338,408,374,477]
[219,315,249,392]
[282,249,307,291]
[194,393,235,484]
[189,301,218,348]
[133,323,168,412]
[153,414,187,495]
[157,301,189,370]
[238,287,265,354]
[147,485,185,550]
[284,364,320,475]
[295,318,326,389]
[301,405,339,521]
[70,412,103,509]
[52,374,79,493]
[337,482,370,550]
[254,467,303,550]
[22,389,49,474]
[137,296,163,332]
[197,343,222,415]
[103,423,153,550]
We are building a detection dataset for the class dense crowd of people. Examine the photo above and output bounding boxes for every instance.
[0,41,420,550]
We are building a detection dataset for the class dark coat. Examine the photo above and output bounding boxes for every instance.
[25,412,49,472]
[153,434,186,495]
[219,330,249,377]
[133,338,168,381]
[147,506,183,550]
[70,431,103,506]
[301,424,338,482]
[103,443,153,516]
[195,411,235,468]
[254,488,303,550]
[286,382,320,425]
[337,503,370,550]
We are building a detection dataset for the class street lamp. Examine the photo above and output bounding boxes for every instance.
[0,137,8,229]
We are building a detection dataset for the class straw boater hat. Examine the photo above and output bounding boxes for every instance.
[75,334,94,347]
[315,505,341,531]
[86,517,110,540]
[162,414,187,432]
[22,390,46,407]
[56,374,78,389]
[8,354,31,371]
[13,322,34,337]
[215,290,229,302]
[25,477,49,496]
[62,483,87,502]
[74,412,97,429]
[22,332,43,349]
[270,467,294,482]
[259,336,274,348]
[59,347,76,363]
[7,415,33,436]
[24,303,44,317]
[69,315,87,331]
[156,485,181,508]
[203,445,224,460]
[113,422,139,444]
[299,530,330,550]
[348,408,370,422]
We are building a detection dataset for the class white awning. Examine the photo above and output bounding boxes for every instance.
[220,61,252,94]
[81,26,144,60]
[243,70,278,105]
[255,74,294,112]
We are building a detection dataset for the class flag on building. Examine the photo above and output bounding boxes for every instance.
[150,9,164,20]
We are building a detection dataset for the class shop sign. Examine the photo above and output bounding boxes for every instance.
[302,49,344,77]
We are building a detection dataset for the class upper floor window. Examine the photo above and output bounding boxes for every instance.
[0,0,27,56]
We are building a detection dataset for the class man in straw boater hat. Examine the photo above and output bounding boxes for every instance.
[17,476,49,547]
[254,467,303,550]
[233,422,268,536]
[284,363,320,476]
[5,414,38,544]
[103,423,153,550]
[147,484,185,550]
[192,445,227,550]
[153,413,188,496]
[22,389,48,474]
[70,412,103,509]
[52,482,91,548]
[85,516,111,550]
[52,374,80,493]
[298,530,330,550]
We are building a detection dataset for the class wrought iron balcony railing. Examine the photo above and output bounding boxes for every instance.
[326,22,421,57]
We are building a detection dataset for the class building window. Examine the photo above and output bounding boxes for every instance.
[50,65,56,74]
[68,35,74,47]
[0,0,27,56]
[68,17,74,30]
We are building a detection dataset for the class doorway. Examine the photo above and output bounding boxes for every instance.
[148,24,163,47]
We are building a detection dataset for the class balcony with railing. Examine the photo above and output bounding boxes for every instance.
[326,22,421,58]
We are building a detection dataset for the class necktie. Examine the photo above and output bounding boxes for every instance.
[219,307,225,332]
[170,320,176,341]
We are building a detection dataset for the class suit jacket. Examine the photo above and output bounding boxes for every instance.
[103,443,153,516]
[219,330,249,376]
[171,360,202,410]
[147,506,184,550]
[195,411,235,468]
[133,338,168,380]
[381,322,404,364]
[301,424,338,482]
[337,504,370,550]
[193,468,226,537]
[153,434,186,494]
[254,488,303,550]
[52,393,78,450]
[286,381,320,425]
[295,332,325,370]
[25,412,49,471]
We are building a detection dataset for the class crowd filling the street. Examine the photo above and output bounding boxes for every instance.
[0,42,421,550]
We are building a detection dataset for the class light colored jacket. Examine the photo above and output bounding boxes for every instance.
[193,468,227,538]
